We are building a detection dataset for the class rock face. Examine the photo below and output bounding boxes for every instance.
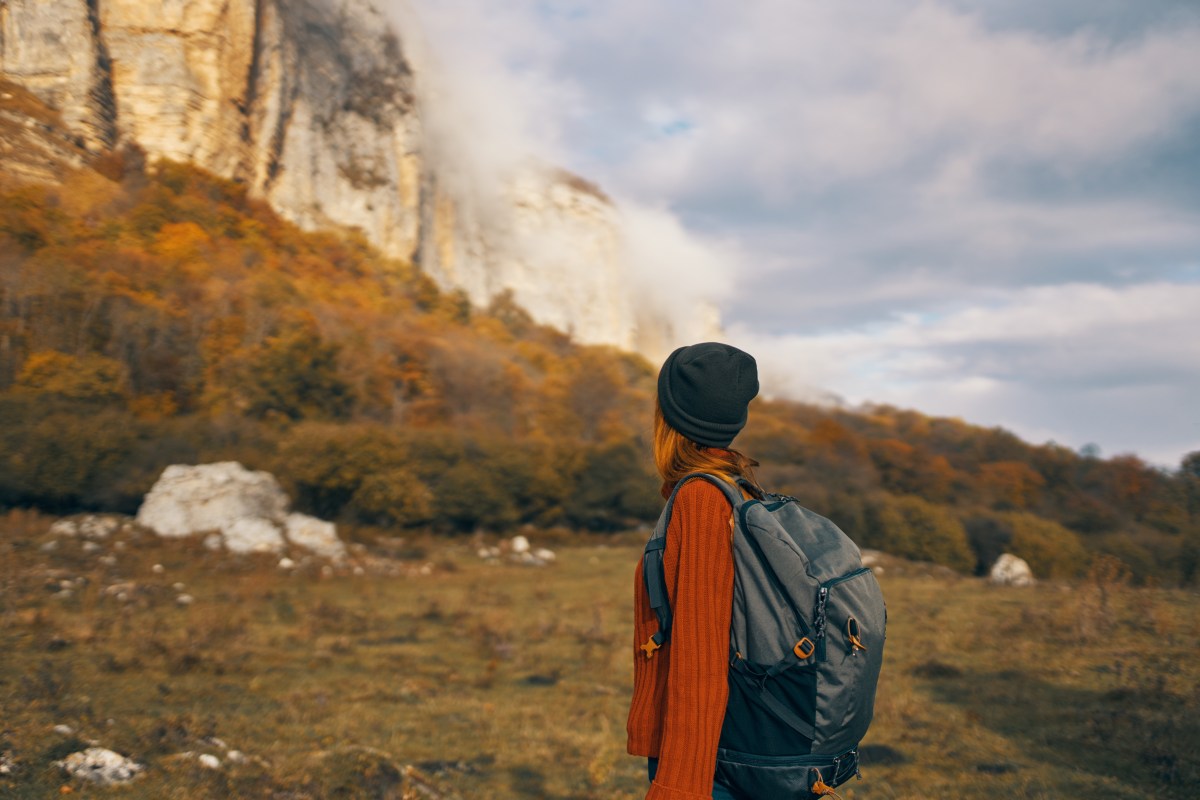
[989,553,1035,587]
[0,0,714,353]
[136,462,344,558]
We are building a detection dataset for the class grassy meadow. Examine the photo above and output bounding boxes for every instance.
[1,510,1198,799]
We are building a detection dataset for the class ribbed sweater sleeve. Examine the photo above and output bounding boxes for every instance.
[637,479,736,800]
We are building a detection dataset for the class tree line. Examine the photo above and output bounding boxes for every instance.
[2,153,1196,584]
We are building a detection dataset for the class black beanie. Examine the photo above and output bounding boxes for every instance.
[657,342,759,448]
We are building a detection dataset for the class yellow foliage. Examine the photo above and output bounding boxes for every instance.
[15,351,128,403]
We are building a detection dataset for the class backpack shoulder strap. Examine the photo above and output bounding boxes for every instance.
[640,473,746,659]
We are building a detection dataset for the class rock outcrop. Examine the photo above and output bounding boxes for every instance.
[136,462,344,558]
[0,0,716,353]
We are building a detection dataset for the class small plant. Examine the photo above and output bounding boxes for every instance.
[1076,555,1132,641]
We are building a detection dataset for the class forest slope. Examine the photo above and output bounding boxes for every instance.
[1,154,1197,585]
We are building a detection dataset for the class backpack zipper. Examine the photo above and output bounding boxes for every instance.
[814,567,872,656]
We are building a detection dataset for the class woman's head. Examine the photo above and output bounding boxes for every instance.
[653,342,760,485]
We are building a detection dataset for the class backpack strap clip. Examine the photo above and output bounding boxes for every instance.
[793,637,815,659]
[808,768,843,798]
[640,631,665,659]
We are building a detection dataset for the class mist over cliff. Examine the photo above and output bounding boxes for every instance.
[0,0,722,354]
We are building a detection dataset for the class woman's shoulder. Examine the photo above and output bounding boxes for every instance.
[673,476,735,509]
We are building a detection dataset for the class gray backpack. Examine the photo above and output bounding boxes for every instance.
[642,473,886,799]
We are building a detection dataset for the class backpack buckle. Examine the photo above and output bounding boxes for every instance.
[793,637,815,659]
[641,633,664,659]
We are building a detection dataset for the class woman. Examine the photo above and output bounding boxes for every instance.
[627,342,760,800]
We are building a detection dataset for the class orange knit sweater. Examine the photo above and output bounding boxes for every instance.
[626,479,736,800]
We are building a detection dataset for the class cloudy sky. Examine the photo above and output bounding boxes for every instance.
[400,0,1200,467]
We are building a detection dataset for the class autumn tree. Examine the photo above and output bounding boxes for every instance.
[978,460,1045,509]
[15,350,129,404]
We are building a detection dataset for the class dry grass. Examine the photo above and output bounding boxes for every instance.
[1,511,1197,798]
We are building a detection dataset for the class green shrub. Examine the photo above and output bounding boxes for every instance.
[1001,511,1089,579]
[865,494,974,572]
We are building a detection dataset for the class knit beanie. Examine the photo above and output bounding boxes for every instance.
[657,342,759,448]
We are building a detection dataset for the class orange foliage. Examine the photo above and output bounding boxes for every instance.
[978,460,1046,510]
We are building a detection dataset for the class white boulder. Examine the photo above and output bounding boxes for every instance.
[990,553,1036,587]
[285,513,346,561]
[221,517,286,554]
[136,462,288,538]
[136,462,345,559]
[56,747,143,786]
[510,535,530,554]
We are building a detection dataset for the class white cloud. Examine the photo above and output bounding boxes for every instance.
[727,281,1200,465]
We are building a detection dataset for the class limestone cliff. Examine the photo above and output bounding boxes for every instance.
[0,0,717,353]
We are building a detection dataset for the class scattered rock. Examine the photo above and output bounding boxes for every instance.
[81,541,102,554]
[203,533,223,551]
[53,724,76,736]
[1,750,16,776]
[176,594,195,606]
[172,582,186,592]
[40,539,60,552]
[152,564,165,574]
[226,750,246,765]
[222,517,286,555]
[861,549,883,568]
[278,557,297,570]
[989,554,1035,587]
[104,582,137,599]
[56,747,143,786]
[49,515,121,540]
[99,555,118,567]
[285,513,346,561]
[198,754,220,770]
[477,539,555,566]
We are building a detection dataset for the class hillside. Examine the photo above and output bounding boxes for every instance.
[1,154,1197,586]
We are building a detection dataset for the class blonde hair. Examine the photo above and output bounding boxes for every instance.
[653,398,760,490]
